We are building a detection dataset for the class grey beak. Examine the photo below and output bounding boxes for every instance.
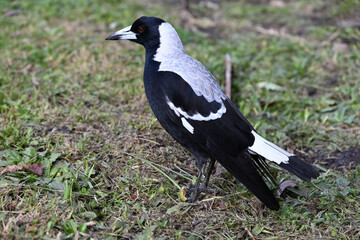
[105,25,137,40]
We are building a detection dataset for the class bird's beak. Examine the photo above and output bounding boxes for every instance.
[105,25,137,40]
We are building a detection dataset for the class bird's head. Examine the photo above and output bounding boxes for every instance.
[105,16,165,47]
[105,16,185,56]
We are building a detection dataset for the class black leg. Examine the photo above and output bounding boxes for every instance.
[201,158,215,189]
[187,163,205,202]
[199,158,224,195]
[186,158,224,202]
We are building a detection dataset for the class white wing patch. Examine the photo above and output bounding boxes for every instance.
[166,97,226,134]
[190,103,226,121]
[167,100,181,117]
[181,117,194,134]
[248,130,294,164]
[167,98,226,121]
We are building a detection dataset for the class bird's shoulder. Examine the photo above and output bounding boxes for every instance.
[154,52,226,103]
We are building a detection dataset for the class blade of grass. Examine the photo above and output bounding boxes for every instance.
[117,150,181,190]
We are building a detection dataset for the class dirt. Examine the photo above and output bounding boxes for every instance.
[317,146,360,171]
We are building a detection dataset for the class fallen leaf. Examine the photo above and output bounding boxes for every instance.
[23,163,44,176]
[130,194,137,200]
[179,186,187,202]
[260,100,276,108]
[252,225,264,236]
[3,10,21,17]
[166,202,188,215]
[25,223,37,232]
[147,178,160,182]
[218,201,226,209]
[85,221,97,226]
[0,165,24,175]
[270,0,285,8]
[332,43,349,53]
[31,72,40,85]
[257,82,285,91]
[276,179,298,197]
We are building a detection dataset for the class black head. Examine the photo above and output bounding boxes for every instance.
[105,16,165,48]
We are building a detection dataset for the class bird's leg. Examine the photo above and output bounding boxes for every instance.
[186,164,205,202]
[186,158,224,202]
[201,158,215,189]
[199,158,225,194]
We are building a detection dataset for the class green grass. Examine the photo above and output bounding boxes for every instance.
[1,0,359,239]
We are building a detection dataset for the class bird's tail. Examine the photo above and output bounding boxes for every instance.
[248,130,319,181]
[278,156,319,182]
[216,151,280,210]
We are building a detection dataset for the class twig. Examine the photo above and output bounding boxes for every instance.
[319,30,340,47]
[253,25,311,45]
[201,196,224,202]
[179,2,216,32]
[236,215,256,240]
[136,137,160,145]
[180,0,188,28]
[252,25,340,47]
[215,55,231,176]
[225,53,232,99]
[244,226,256,240]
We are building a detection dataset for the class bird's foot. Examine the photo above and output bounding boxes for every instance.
[186,192,198,203]
[185,184,224,202]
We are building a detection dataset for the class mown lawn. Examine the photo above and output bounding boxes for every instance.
[1,0,359,239]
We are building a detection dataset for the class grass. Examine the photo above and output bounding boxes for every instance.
[1,0,359,239]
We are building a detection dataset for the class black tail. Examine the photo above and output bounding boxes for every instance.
[218,152,280,210]
[279,156,319,182]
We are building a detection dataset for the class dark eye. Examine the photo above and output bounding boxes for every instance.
[138,26,145,33]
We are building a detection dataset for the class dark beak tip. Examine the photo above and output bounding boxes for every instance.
[105,33,118,41]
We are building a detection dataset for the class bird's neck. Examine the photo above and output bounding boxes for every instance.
[152,44,185,62]
[144,22,186,74]
[145,44,160,61]
[145,43,186,65]
[152,22,186,62]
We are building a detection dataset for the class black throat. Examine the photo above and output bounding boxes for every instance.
[143,39,160,63]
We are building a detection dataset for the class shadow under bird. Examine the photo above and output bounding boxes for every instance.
[105,16,319,210]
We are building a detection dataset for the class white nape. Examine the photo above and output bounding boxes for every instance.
[248,130,294,164]
[153,22,185,61]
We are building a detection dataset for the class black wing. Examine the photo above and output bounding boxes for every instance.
[158,70,254,150]
[160,71,223,118]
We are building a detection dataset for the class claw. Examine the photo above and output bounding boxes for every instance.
[184,185,225,202]
[183,158,221,203]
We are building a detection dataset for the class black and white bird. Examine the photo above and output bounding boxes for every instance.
[105,16,319,210]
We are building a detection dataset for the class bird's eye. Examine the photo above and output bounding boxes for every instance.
[138,26,145,33]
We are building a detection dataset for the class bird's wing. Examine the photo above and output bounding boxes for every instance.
[157,54,256,127]
[159,71,226,122]
[157,69,254,147]
[157,54,226,103]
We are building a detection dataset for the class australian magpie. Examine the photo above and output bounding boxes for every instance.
[105,16,319,210]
